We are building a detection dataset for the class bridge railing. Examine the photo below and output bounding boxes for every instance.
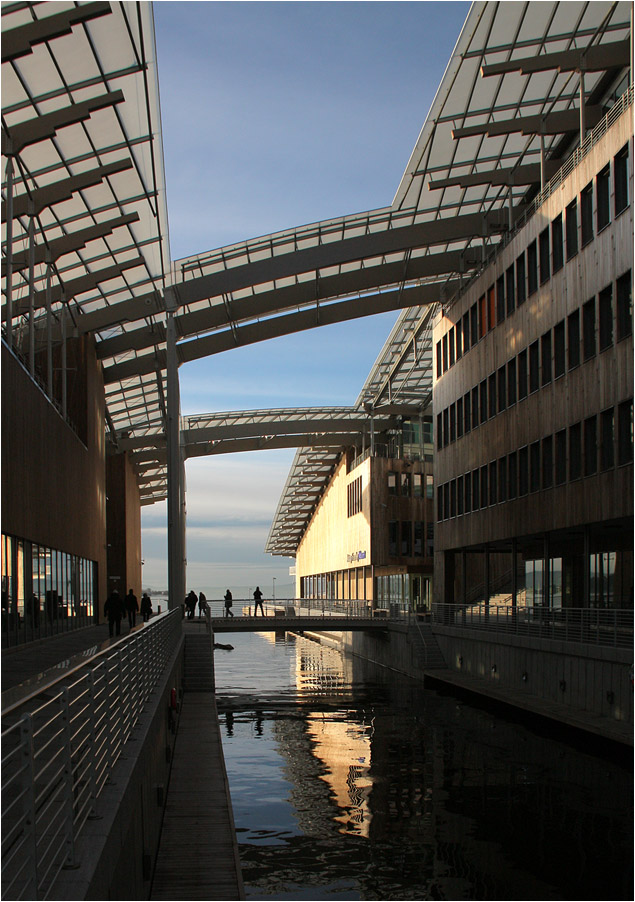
[431,603,634,649]
[204,597,410,620]
[1,609,182,901]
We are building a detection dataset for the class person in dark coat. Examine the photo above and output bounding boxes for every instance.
[224,589,233,618]
[140,592,152,622]
[253,586,264,616]
[105,590,124,637]
[198,591,208,618]
[186,590,198,619]
[125,588,139,628]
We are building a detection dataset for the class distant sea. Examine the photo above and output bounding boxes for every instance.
[143,582,296,602]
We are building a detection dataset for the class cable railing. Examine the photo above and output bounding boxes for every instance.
[1,609,181,901]
[431,603,633,649]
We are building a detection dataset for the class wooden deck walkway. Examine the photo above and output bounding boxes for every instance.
[151,626,244,900]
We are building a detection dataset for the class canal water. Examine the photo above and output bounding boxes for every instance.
[214,630,632,901]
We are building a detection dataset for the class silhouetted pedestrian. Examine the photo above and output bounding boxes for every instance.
[125,588,139,628]
[198,591,208,618]
[253,586,264,616]
[105,589,124,637]
[224,589,234,617]
[186,590,197,619]
[140,592,152,622]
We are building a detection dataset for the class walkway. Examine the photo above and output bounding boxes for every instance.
[151,620,244,900]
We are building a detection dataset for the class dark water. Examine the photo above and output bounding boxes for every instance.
[214,631,633,901]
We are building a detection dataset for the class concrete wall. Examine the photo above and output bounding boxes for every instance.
[52,637,184,900]
[1,340,107,605]
[433,626,633,723]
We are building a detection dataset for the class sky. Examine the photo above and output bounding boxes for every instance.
[141,0,470,599]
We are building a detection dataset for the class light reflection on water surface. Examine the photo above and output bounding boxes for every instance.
[214,631,632,901]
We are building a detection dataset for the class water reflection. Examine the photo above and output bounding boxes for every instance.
[215,631,632,901]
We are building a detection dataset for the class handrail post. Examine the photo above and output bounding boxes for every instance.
[21,713,39,899]
[61,688,77,869]
[88,671,99,818]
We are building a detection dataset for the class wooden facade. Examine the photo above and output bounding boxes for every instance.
[433,106,634,608]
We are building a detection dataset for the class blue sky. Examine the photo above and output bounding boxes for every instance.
[141,1,469,599]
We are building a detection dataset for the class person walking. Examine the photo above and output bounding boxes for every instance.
[105,589,124,637]
[253,586,264,616]
[125,588,139,628]
[140,592,152,622]
[186,590,197,619]
[224,589,234,618]
[198,591,208,618]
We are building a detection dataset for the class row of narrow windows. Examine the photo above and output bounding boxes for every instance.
[387,471,434,498]
[347,476,362,517]
[437,270,632,449]
[436,142,631,379]
[437,400,634,522]
[388,520,434,557]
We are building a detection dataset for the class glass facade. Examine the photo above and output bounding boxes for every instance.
[1,533,96,647]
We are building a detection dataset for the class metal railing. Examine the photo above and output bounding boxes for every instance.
[1,609,181,900]
[201,597,407,621]
[431,603,633,649]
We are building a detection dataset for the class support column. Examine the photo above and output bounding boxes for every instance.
[484,544,490,624]
[583,526,590,608]
[45,251,53,396]
[5,154,14,351]
[511,538,518,626]
[28,208,35,375]
[579,69,586,143]
[166,291,185,610]
[543,534,551,609]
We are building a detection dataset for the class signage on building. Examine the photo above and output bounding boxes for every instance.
[347,551,367,563]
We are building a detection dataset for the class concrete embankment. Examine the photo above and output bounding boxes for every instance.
[304,622,633,750]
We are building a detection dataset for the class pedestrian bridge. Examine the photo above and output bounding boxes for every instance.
[211,613,392,634]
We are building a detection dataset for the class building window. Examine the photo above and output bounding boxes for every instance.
[479,380,488,425]
[436,413,442,450]
[542,435,553,488]
[614,143,629,216]
[455,320,463,360]
[596,164,610,231]
[426,474,434,499]
[449,327,456,366]
[443,483,450,520]
[581,181,593,246]
[569,422,582,481]
[554,320,565,378]
[436,341,442,379]
[516,253,526,305]
[617,270,632,340]
[508,451,517,499]
[488,373,496,419]
[529,340,540,393]
[555,429,567,484]
[506,264,515,316]
[539,228,550,284]
[507,357,517,406]
[583,298,596,360]
[530,441,541,492]
[471,386,479,430]
[541,330,552,385]
[400,472,411,496]
[401,521,412,555]
[449,404,456,443]
[498,456,507,502]
[498,365,506,412]
[568,309,580,369]
[599,285,613,351]
[462,311,470,354]
[457,476,464,516]
[552,214,564,273]
[496,275,505,324]
[457,397,463,439]
[478,295,487,339]
[601,408,615,470]
[464,391,471,434]
[388,472,397,494]
[489,460,497,506]
[518,446,528,496]
[442,334,448,372]
[480,466,488,508]
[442,408,449,447]
[527,240,538,295]
[413,473,423,497]
[618,400,633,465]
[347,476,363,517]
[470,303,478,347]
[414,521,424,556]
[584,416,597,476]
[566,199,578,259]
[426,523,434,557]
[488,286,496,331]
[464,472,472,514]
[389,521,398,553]
[518,349,528,400]
[472,469,480,510]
